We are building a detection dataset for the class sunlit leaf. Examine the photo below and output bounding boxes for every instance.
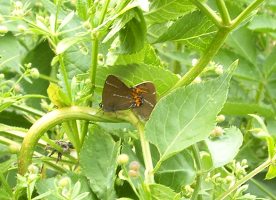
[145,61,237,165]
[206,127,243,168]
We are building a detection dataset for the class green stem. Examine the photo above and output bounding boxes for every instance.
[231,0,265,29]
[191,144,203,200]
[128,112,154,184]
[18,107,126,175]
[217,155,276,200]
[264,84,276,113]
[58,55,72,100]
[170,28,230,90]
[216,0,231,25]
[190,0,222,27]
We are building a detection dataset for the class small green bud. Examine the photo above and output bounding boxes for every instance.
[14,1,23,9]
[216,114,225,123]
[117,154,129,165]
[215,64,224,75]
[192,76,202,84]
[28,164,39,174]
[0,25,8,35]
[58,177,71,188]
[30,68,40,79]
[0,73,5,80]
[192,58,198,66]
[17,24,26,32]
[8,144,20,154]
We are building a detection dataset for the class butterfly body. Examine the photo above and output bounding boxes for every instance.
[101,75,156,119]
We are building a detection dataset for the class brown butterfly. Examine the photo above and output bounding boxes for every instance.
[101,75,156,119]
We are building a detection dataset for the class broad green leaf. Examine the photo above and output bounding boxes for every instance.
[0,33,26,72]
[117,8,146,54]
[56,36,85,54]
[107,43,162,66]
[154,11,217,51]
[36,175,94,200]
[96,64,179,97]
[226,27,257,64]
[145,0,196,23]
[103,8,136,43]
[221,102,275,119]
[155,150,196,191]
[76,0,88,20]
[206,127,243,168]
[145,61,236,164]
[249,114,276,179]
[79,126,120,199]
[248,14,276,32]
[148,184,180,200]
[264,47,276,78]
[266,164,276,180]
[47,83,71,108]
[215,49,261,81]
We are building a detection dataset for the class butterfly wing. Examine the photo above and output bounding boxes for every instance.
[102,75,134,111]
[132,82,157,119]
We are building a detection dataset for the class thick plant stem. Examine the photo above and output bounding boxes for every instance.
[18,107,124,175]
[128,113,154,184]
[170,28,230,90]
[216,0,231,25]
[217,155,276,200]
[137,123,155,184]
[231,0,265,29]
[189,0,222,27]
[191,144,203,200]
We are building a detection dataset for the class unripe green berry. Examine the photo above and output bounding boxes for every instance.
[0,73,5,80]
[117,154,129,165]
[17,24,26,32]
[14,1,23,9]
[216,114,225,123]
[58,177,71,188]
[28,164,39,174]
[8,144,20,154]
[0,25,8,35]
[215,64,224,75]
[30,68,40,79]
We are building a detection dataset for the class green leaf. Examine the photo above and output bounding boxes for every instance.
[221,102,275,119]
[264,47,276,78]
[145,61,237,165]
[226,27,257,64]
[96,64,179,97]
[103,8,137,43]
[155,150,196,191]
[47,83,71,108]
[266,165,276,180]
[36,175,95,200]
[248,14,276,32]
[56,36,85,54]
[79,126,120,199]
[145,0,196,23]
[0,33,26,72]
[148,184,180,200]
[117,8,146,54]
[154,11,217,51]
[107,43,162,66]
[206,127,243,168]
[76,0,88,20]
